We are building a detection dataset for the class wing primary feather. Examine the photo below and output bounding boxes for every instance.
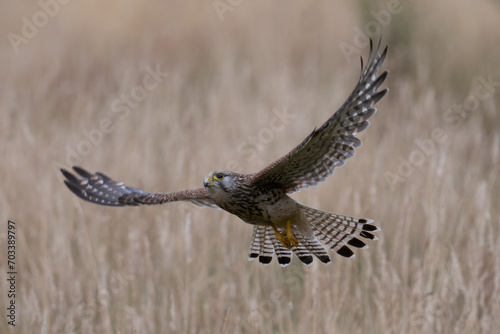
[61,166,217,208]
[251,38,389,193]
[72,166,93,179]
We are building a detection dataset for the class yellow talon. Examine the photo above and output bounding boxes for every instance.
[286,220,299,247]
[271,224,292,248]
[271,221,298,249]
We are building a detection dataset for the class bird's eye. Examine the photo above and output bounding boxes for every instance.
[214,173,224,181]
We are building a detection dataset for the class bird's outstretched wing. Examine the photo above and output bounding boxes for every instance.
[252,39,388,193]
[61,166,218,208]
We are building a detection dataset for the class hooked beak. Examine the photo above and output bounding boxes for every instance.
[204,176,213,188]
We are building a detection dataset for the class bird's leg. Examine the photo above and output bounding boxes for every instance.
[271,224,292,249]
[271,221,299,249]
[285,220,299,247]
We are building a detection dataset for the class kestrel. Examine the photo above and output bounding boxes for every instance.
[62,40,388,266]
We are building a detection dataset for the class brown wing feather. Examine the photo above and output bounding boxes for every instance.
[61,166,218,208]
[252,39,388,193]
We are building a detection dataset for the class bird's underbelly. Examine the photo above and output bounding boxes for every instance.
[260,196,299,224]
[221,196,300,228]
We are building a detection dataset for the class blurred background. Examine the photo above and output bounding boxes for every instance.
[1,0,499,333]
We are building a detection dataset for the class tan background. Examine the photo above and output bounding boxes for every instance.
[1,0,500,333]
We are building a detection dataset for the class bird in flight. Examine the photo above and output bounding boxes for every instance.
[62,39,388,267]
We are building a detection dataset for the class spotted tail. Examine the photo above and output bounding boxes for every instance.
[247,205,379,267]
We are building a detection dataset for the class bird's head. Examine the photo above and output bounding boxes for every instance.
[203,171,242,199]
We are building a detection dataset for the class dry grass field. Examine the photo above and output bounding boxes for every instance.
[1,1,500,333]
